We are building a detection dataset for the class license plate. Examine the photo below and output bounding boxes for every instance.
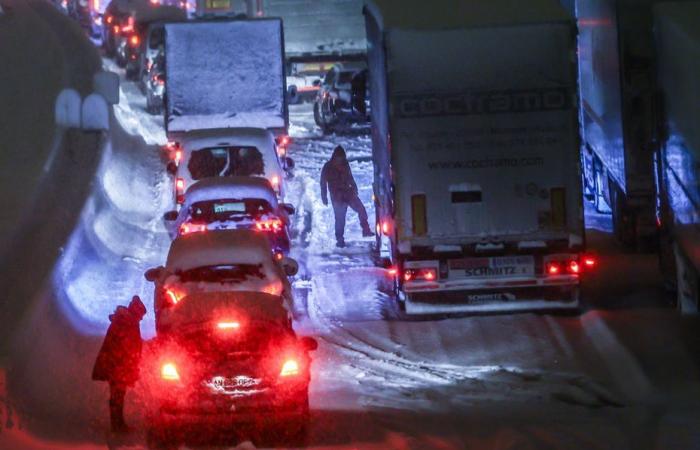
[449,256,534,278]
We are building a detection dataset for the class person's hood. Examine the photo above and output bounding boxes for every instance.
[109,305,138,325]
[331,146,347,162]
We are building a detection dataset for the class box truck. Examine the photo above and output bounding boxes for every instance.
[654,2,700,314]
[364,0,588,314]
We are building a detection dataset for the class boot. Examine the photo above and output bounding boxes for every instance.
[362,229,375,237]
[336,238,346,248]
[109,401,129,433]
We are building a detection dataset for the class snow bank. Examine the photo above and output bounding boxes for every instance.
[165,19,286,133]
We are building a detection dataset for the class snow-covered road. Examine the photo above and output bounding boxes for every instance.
[2,41,700,449]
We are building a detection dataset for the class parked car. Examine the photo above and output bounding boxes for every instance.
[144,229,298,334]
[142,290,316,448]
[162,176,295,255]
[313,64,370,133]
[145,52,165,114]
[165,128,294,209]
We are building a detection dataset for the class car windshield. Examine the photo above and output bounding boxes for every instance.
[189,199,273,222]
[176,264,266,283]
[188,146,265,180]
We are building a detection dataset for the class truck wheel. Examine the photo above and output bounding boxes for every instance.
[313,102,322,127]
[673,243,699,314]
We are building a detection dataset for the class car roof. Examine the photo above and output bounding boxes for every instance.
[166,229,273,271]
[162,291,290,330]
[183,176,279,210]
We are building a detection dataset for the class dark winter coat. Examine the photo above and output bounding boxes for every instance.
[320,147,358,204]
[92,306,143,386]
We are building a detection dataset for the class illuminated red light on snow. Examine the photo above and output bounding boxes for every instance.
[161,362,180,381]
[255,218,283,232]
[217,321,240,330]
[280,359,300,377]
[179,222,206,235]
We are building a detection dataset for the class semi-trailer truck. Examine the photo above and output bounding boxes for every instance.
[364,0,588,314]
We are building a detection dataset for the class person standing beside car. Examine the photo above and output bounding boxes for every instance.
[320,145,374,247]
[92,296,146,433]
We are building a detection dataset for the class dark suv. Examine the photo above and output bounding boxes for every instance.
[313,65,370,134]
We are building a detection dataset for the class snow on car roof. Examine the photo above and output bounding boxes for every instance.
[178,127,275,150]
[183,176,279,209]
[364,0,571,30]
[164,291,289,329]
[166,229,273,271]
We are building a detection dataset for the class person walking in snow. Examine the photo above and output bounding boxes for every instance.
[92,296,146,433]
[320,145,374,247]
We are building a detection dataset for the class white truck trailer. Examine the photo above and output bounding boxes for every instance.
[364,0,588,314]
[576,0,659,248]
[654,2,700,314]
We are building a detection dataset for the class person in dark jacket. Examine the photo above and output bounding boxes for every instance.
[92,296,146,433]
[320,145,374,247]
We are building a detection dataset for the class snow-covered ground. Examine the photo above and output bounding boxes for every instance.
[2,9,700,449]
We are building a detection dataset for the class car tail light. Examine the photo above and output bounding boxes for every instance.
[163,288,181,306]
[255,218,283,232]
[217,321,240,330]
[545,261,561,275]
[403,268,437,282]
[175,178,185,204]
[583,255,597,269]
[274,251,284,261]
[567,260,580,274]
[271,175,280,192]
[387,266,398,276]
[381,220,391,236]
[161,362,180,381]
[113,25,120,34]
[280,359,299,377]
[179,222,206,235]
[129,34,140,47]
[106,15,113,24]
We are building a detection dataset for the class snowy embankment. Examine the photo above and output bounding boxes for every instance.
[0,0,101,349]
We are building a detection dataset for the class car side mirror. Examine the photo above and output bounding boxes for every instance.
[312,79,321,87]
[144,266,165,282]
[280,257,299,277]
[163,210,178,221]
[166,161,177,175]
[284,157,295,170]
[300,336,318,352]
[281,203,295,215]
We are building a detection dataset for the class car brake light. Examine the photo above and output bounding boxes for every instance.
[217,321,240,330]
[129,35,140,47]
[175,178,185,204]
[174,149,182,164]
[280,359,299,377]
[271,175,280,190]
[255,218,283,232]
[106,15,113,24]
[164,289,181,306]
[161,362,180,381]
[403,268,437,282]
[546,262,561,275]
[387,266,398,276]
[113,25,120,34]
[179,222,206,235]
[583,255,597,268]
[567,260,580,274]
[274,251,284,261]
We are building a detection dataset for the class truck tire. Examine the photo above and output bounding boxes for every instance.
[673,243,699,314]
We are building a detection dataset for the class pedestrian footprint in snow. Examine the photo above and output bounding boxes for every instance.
[92,296,146,434]
[320,145,374,247]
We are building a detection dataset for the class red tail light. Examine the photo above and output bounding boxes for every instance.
[387,266,398,276]
[403,268,437,282]
[255,218,283,232]
[113,25,120,34]
[106,15,113,24]
[583,255,597,269]
[179,222,206,235]
[175,178,185,204]
[545,262,561,275]
[567,260,580,274]
[271,175,280,192]
[381,220,391,236]
[161,362,180,381]
[280,359,300,377]
[216,321,240,330]
[129,34,140,47]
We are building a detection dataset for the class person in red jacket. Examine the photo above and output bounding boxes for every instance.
[92,296,146,433]
[320,145,374,247]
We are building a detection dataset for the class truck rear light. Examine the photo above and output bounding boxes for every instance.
[255,218,283,232]
[129,35,140,47]
[545,262,561,275]
[403,268,437,282]
[567,260,580,274]
[175,178,185,204]
[411,194,427,236]
[583,255,597,268]
[381,220,391,236]
[161,362,180,381]
[280,359,300,377]
[387,266,398,276]
[179,222,206,235]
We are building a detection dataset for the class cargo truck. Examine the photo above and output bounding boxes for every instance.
[364,0,589,314]
[653,2,700,314]
[576,0,658,248]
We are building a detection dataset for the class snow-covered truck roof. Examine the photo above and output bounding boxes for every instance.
[132,4,186,23]
[364,0,571,30]
[164,19,287,135]
[166,229,273,272]
[182,176,279,210]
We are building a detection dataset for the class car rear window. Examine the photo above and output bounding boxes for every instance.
[189,199,273,223]
[176,264,266,283]
[188,146,265,180]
